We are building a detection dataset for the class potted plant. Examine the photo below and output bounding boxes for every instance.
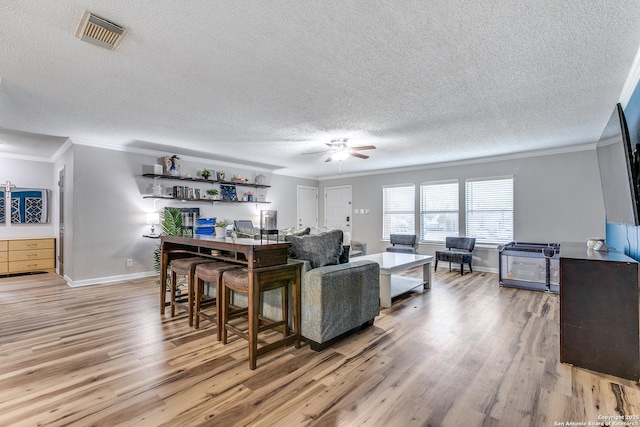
[153,208,191,291]
[201,169,211,180]
[206,188,219,200]
[215,218,229,238]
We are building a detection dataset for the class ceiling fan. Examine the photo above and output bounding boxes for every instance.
[302,138,376,162]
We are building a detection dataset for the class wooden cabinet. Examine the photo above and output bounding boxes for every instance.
[0,238,55,274]
[560,242,640,380]
[0,241,7,274]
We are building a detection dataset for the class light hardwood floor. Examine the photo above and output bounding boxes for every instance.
[1,269,639,427]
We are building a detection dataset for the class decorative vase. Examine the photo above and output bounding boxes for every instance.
[215,226,226,238]
[247,195,253,202]
[152,181,163,196]
[165,156,181,176]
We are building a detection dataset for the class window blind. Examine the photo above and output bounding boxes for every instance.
[420,180,459,242]
[382,184,415,240]
[465,177,514,244]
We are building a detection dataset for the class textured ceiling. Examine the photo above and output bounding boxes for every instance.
[1,1,640,178]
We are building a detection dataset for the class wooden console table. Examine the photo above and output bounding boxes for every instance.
[560,242,640,380]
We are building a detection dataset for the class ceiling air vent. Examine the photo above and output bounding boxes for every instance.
[75,10,125,50]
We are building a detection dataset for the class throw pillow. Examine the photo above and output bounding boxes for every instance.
[288,229,343,269]
[284,227,312,257]
[290,227,311,237]
[339,245,350,264]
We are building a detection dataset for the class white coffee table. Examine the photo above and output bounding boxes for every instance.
[358,252,433,308]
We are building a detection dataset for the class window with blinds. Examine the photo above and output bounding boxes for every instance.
[420,180,459,242]
[382,184,415,240]
[465,177,514,244]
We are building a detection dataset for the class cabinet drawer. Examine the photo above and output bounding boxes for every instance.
[0,262,7,274]
[0,252,7,263]
[0,241,7,252]
[9,239,54,251]
[9,249,53,262]
[8,259,55,273]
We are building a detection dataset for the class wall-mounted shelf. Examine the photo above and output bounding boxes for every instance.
[142,172,270,206]
[142,173,270,189]
[142,195,270,204]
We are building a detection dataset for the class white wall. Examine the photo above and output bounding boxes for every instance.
[0,157,55,238]
[67,144,317,284]
[318,149,606,272]
[1,143,605,279]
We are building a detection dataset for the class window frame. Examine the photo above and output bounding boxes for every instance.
[419,180,459,243]
[382,183,415,240]
[464,176,514,245]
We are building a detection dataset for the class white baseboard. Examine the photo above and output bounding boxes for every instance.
[472,266,498,274]
[61,265,496,287]
[434,265,498,274]
[66,271,158,287]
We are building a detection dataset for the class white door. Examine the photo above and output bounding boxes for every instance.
[325,186,352,233]
[297,186,318,228]
[58,167,65,277]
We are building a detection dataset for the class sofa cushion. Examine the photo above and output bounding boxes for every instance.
[288,229,343,269]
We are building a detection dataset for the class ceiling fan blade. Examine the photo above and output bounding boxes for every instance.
[350,152,369,159]
[301,150,329,155]
[325,156,333,162]
[350,145,376,151]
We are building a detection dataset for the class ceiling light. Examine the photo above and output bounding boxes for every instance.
[331,150,349,161]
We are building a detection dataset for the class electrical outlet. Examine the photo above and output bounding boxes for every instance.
[126,258,133,267]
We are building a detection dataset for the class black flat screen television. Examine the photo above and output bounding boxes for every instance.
[596,103,640,226]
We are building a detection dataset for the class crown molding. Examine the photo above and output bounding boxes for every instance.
[0,135,599,183]
[620,44,640,108]
[0,152,52,163]
[50,138,73,162]
[68,137,278,173]
[318,142,596,181]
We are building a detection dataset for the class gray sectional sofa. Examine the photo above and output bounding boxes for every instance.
[231,229,380,350]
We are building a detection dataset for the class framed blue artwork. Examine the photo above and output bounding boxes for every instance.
[10,188,50,224]
[0,191,4,224]
[220,184,238,201]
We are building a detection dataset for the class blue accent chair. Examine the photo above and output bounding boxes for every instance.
[386,234,418,254]
[435,237,476,275]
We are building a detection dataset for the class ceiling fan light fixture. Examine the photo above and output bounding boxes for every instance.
[331,150,349,161]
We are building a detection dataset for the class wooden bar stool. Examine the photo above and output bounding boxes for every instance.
[170,257,211,326]
[221,262,302,370]
[194,261,242,339]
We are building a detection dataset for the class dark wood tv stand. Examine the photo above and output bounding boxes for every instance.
[560,242,640,380]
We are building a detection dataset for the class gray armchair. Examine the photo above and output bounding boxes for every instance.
[300,260,379,350]
[349,239,367,257]
[386,234,418,254]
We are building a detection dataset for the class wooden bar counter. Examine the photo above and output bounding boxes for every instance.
[159,235,293,314]
[160,234,301,369]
